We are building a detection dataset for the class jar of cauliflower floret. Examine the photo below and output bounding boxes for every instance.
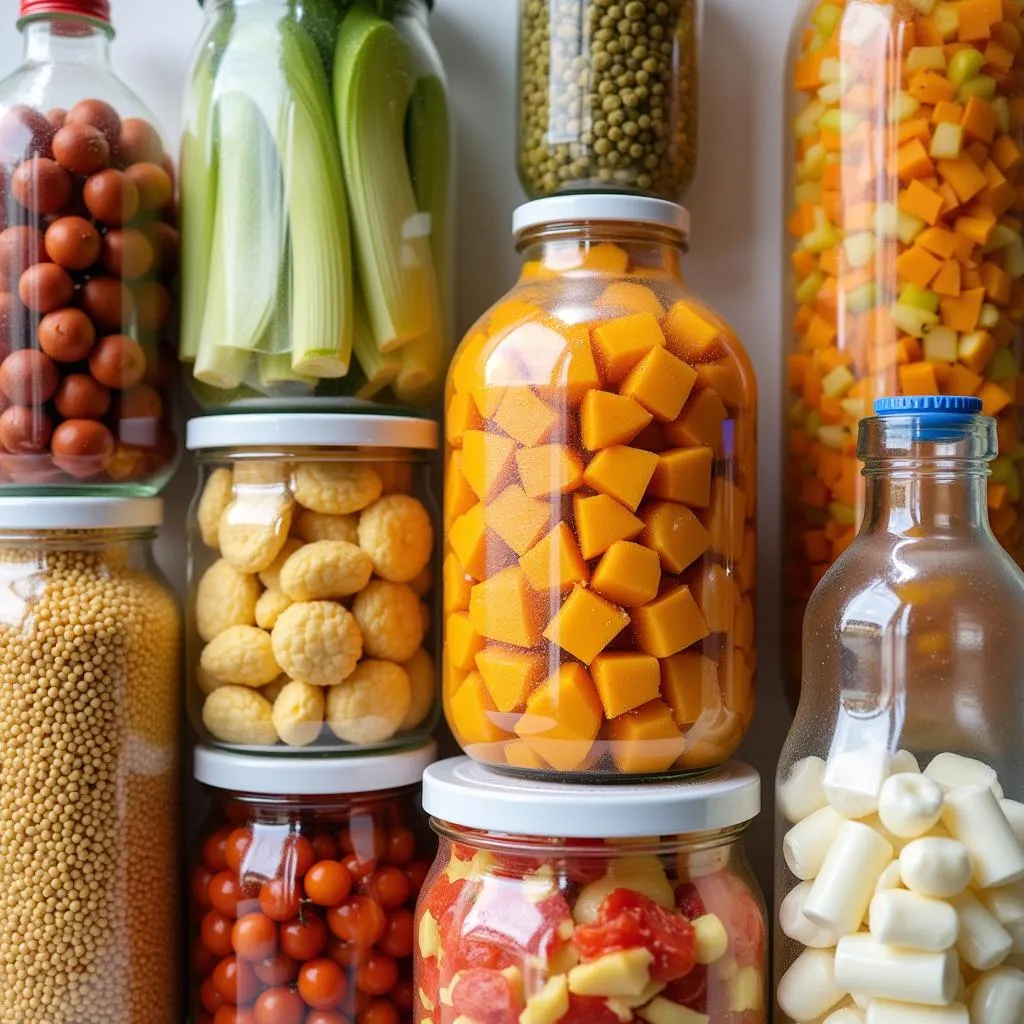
[186,414,440,755]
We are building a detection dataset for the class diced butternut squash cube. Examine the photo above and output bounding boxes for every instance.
[692,563,739,633]
[582,243,630,274]
[581,391,654,450]
[543,586,630,665]
[702,478,746,558]
[582,445,660,511]
[666,389,728,452]
[633,586,710,658]
[608,699,686,774]
[452,330,488,395]
[664,302,722,361]
[720,647,754,719]
[620,347,698,423]
[488,297,546,336]
[469,568,543,648]
[484,485,554,555]
[734,595,754,651]
[591,652,661,718]
[591,541,661,607]
[446,392,482,447]
[515,322,602,404]
[443,552,471,614]
[462,430,518,500]
[514,663,603,772]
[447,611,486,670]
[449,503,489,580]
[574,493,645,560]
[596,281,665,317]
[516,444,585,498]
[660,652,720,727]
[494,387,558,446]
[474,645,546,713]
[445,451,477,527]
[591,312,667,382]
[640,502,713,574]
[503,740,547,770]
[449,671,508,746]
[520,522,590,593]
[695,360,746,411]
[648,447,714,507]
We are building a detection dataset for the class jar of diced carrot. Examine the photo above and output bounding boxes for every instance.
[784,0,1024,706]
[443,195,756,779]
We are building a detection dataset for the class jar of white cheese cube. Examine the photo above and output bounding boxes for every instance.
[774,397,1024,1024]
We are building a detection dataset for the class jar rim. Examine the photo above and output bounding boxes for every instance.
[0,497,162,530]
[513,195,691,241]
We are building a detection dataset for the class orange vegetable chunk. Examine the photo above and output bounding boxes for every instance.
[543,585,630,665]
[620,346,698,422]
[447,612,485,671]
[580,390,654,450]
[660,652,720,727]
[592,652,661,718]
[443,552,471,614]
[493,387,558,447]
[445,451,477,526]
[574,493,645,560]
[582,445,660,511]
[474,646,545,713]
[692,563,739,633]
[515,444,585,498]
[703,478,746,558]
[641,501,713,574]
[591,312,667,382]
[514,663,603,771]
[664,301,722,361]
[484,484,553,555]
[633,585,710,658]
[590,540,661,607]
[468,567,543,648]
[596,281,665,317]
[608,700,685,774]
[666,389,728,452]
[446,392,482,447]
[462,430,518,500]
[648,446,714,506]
[449,672,508,746]
[519,522,589,593]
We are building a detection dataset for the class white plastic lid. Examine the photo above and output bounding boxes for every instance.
[0,497,163,530]
[422,758,761,838]
[512,195,691,239]
[194,742,438,796]
[186,414,439,452]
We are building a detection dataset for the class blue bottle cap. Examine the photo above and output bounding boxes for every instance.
[874,395,982,416]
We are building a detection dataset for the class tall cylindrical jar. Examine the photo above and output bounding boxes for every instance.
[783,0,1024,704]
[0,497,181,1024]
[774,397,1024,1024]
[181,0,452,412]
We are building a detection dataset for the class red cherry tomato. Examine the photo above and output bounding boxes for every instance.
[203,826,234,871]
[253,986,305,1024]
[213,1008,257,1024]
[201,975,227,1014]
[384,827,415,865]
[404,859,429,895]
[357,999,399,1024]
[305,1014,347,1024]
[212,955,259,1005]
[283,834,315,879]
[342,852,377,882]
[367,867,409,911]
[298,957,348,1010]
[305,860,353,907]
[390,975,413,1011]
[326,934,364,969]
[355,952,398,996]
[311,831,341,862]
[327,896,386,948]
[232,913,278,961]
[280,914,329,961]
[377,909,413,959]
[193,865,216,909]
[252,951,298,987]
[194,937,219,978]
[209,871,244,918]
[201,910,235,959]
[225,828,253,875]
[450,968,524,1024]
[259,879,301,922]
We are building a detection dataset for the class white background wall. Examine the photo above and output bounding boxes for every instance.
[0,0,805,883]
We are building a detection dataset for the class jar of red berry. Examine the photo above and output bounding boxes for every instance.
[416,758,766,1024]
[190,743,437,1024]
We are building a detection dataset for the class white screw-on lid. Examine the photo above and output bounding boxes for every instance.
[186,414,439,452]
[513,195,691,239]
[422,758,761,838]
[194,742,438,796]
[0,497,163,530]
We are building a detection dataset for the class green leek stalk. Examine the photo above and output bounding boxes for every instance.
[258,258,317,391]
[352,285,400,398]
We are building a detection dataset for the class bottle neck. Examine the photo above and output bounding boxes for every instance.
[21,16,113,68]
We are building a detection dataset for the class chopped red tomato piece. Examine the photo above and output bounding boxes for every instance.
[558,994,625,1024]
[693,871,765,968]
[673,882,707,921]
[450,969,523,1024]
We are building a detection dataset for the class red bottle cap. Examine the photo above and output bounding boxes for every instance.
[19,1,111,23]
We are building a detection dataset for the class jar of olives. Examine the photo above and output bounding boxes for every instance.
[518,0,701,202]
[0,0,179,493]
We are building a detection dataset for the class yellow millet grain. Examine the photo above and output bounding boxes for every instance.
[0,541,181,1024]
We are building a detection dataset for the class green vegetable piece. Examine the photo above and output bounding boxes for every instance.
[987,349,1017,383]
[899,284,940,315]
[948,47,985,88]
[352,287,400,399]
[958,75,997,103]
[812,3,843,36]
[847,282,878,314]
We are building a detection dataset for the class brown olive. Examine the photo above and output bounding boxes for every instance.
[52,122,110,176]
[46,108,67,130]
[80,277,133,330]
[18,263,74,313]
[133,281,172,331]
[123,162,172,213]
[54,373,110,420]
[88,333,146,389]
[0,226,45,280]
[0,105,54,160]
[0,405,52,454]
[100,228,153,280]
[38,307,96,362]
[0,349,58,404]
[116,118,163,167]
[141,221,178,277]
[11,158,72,215]
[51,418,115,477]
[117,384,162,421]
[82,168,139,226]
[44,216,101,271]
[65,99,120,148]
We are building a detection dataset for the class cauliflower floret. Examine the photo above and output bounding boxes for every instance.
[326,660,411,744]
[255,589,293,630]
[261,675,288,704]
[197,664,231,695]
[280,541,374,602]
[258,538,304,591]
[197,468,233,549]
[352,580,425,663]
[399,648,436,731]
[195,558,261,643]
[409,565,433,597]
[200,625,281,687]
[271,601,363,687]
[203,685,278,745]
[293,462,383,515]
[272,680,326,747]
[234,461,292,487]
[218,492,295,574]
[357,494,434,583]
[292,510,359,545]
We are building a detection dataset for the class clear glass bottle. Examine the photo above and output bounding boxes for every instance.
[0,0,179,492]
[181,0,452,413]
[774,396,1024,1023]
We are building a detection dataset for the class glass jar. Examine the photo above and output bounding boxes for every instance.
[774,397,1024,1023]
[517,0,700,201]
[417,757,766,1024]
[0,1,179,492]
[190,743,436,1024]
[782,0,1024,706]
[187,413,440,755]
[181,0,452,413]
[443,195,757,779]
[0,497,181,1024]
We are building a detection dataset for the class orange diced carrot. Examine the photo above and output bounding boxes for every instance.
[899,118,933,146]
[899,362,940,395]
[938,153,989,202]
[933,362,954,389]
[992,313,1015,347]
[976,177,1017,218]
[822,191,843,224]
[909,70,957,105]
[896,246,944,288]
[806,313,837,350]
[817,447,843,483]
[958,0,1002,43]
[787,353,808,389]
[820,396,844,426]
[938,181,962,216]
[844,202,877,232]
[933,260,963,297]
[800,476,830,510]
[992,134,1024,174]
[792,249,816,279]
[979,380,1013,416]
[795,305,814,334]
[833,459,860,507]
[984,40,1015,71]
[822,161,843,190]
[941,287,987,332]
[819,247,841,279]
[918,227,959,259]
[989,483,1009,510]
[955,213,997,246]
[967,140,990,167]
[962,96,999,143]
[897,139,935,182]
[980,261,1013,306]
[804,365,823,408]
[803,530,831,563]
[952,232,976,264]
[993,19,1023,53]
[791,428,810,456]
[898,337,924,364]
[997,417,1020,454]
[794,52,825,91]
[945,363,983,395]
[933,100,964,125]
[991,502,1019,536]
[899,180,945,224]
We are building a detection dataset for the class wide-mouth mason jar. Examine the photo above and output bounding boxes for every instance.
[186,413,440,756]
[416,757,767,1024]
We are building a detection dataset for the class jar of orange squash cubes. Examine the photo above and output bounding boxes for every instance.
[443,195,756,779]
[784,0,1024,704]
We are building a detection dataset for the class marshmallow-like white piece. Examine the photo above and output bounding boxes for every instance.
[868,889,959,952]
[850,992,868,1009]
[804,821,894,935]
[950,891,1013,971]
[777,949,847,1022]
[890,749,920,774]
[877,773,944,839]
[823,750,890,819]
[899,837,973,899]
[979,881,1024,927]
[874,861,903,894]
[969,966,1024,1024]
[924,753,1003,797]
[823,1009,864,1024]
[833,934,958,1005]
[942,785,1024,889]
[781,881,840,949]
[780,756,829,824]
[864,1000,967,1024]
[1009,920,1024,954]
[784,806,847,881]
[998,799,1024,847]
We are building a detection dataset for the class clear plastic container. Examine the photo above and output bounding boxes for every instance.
[443,195,757,779]
[518,0,700,201]
[774,396,1024,1023]
[187,413,440,755]
[417,757,766,1024]
[782,0,1024,706]
[190,743,436,1024]
[181,0,452,412]
[0,496,181,1024]
[0,1,179,492]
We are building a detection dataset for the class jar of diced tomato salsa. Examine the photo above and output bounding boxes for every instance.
[190,743,437,1024]
[443,195,757,779]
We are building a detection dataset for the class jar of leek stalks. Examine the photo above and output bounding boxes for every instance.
[181,0,452,413]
